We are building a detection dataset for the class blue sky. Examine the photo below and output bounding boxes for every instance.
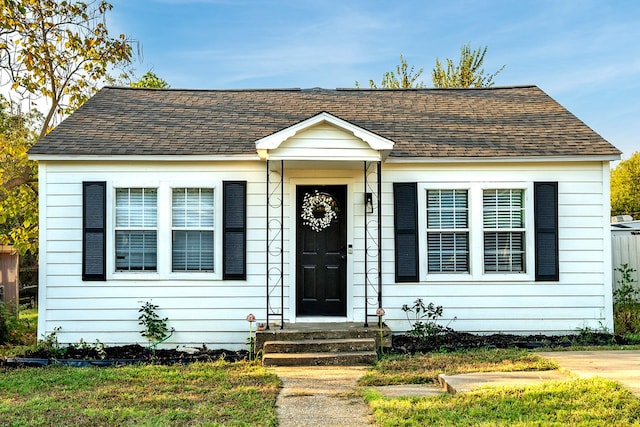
[109,0,639,159]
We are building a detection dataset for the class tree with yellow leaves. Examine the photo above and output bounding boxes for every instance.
[1,0,133,139]
[432,43,505,88]
[0,97,40,255]
[356,54,426,89]
[0,0,134,255]
[611,152,640,219]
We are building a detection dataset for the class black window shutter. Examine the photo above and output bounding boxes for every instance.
[534,182,559,281]
[83,181,106,281]
[223,181,246,280]
[394,183,419,282]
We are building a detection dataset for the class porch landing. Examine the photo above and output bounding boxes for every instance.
[256,322,392,366]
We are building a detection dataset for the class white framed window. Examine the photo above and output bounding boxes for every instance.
[172,188,215,272]
[114,188,158,271]
[482,189,525,273]
[419,182,532,281]
[426,189,469,273]
[108,180,223,280]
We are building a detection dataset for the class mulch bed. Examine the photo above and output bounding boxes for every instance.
[1,331,629,368]
[2,344,248,368]
[391,330,624,353]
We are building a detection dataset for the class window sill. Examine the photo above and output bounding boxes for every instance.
[168,272,220,281]
[423,273,534,282]
[109,272,161,281]
[108,272,221,281]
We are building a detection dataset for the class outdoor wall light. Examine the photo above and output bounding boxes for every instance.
[365,192,374,214]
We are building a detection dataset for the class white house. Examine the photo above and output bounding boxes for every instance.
[29,86,621,349]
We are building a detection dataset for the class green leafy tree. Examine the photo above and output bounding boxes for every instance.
[611,151,640,218]
[0,0,134,255]
[0,0,134,139]
[356,54,425,89]
[0,96,41,255]
[130,71,170,89]
[432,43,505,88]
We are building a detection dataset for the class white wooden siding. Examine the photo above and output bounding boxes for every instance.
[363,161,612,335]
[269,123,381,161]
[38,159,613,348]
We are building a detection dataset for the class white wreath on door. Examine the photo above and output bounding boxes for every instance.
[301,191,338,232]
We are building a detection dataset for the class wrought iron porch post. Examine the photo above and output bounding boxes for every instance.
[265,160,285,330]
[363,160,383,327]
[363,161,368,327]
[377,161,382,311]
[279,160,284,329]
[265,160,270,329]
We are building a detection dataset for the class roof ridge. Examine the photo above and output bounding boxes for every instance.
[104,85,538,93]
[336,85,538,91]
[104,86,304,92]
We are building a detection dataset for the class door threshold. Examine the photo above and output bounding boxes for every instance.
[292,317,349,323]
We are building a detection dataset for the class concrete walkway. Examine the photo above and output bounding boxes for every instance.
[269,366,375,427]
[269,351,640,426]
[435,350,640,397]
[438,370,572,395]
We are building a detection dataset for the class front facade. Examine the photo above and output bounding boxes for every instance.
[30,86,621,349]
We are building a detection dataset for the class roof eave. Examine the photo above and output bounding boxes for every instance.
[28,154,262,162]
[385,154,621,163]
[29,153,621,163]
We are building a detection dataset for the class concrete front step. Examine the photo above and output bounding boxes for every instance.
[263,338,376,354]
[257,322,389,366]
[262,351,378,367]
[255,322,392,351]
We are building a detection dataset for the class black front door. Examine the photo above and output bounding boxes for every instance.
[296,185,347,316]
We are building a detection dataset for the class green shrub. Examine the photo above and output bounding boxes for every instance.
[0,303,33,345]
[401,298,455,340]
[614,303,640,335]
[0,304,7,344]
[138,301,174,351]
[613,264,640,335]
[623,332,640,344]
[613,264,639,305]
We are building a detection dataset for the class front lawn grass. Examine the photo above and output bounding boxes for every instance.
[365,377,640,426]
[359,348,558,386]
[0,360,280,426]
[362,348,640,426]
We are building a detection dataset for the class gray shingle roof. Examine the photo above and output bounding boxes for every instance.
[30,86,621,158]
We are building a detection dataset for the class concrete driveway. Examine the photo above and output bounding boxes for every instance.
[538,351,640,396]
